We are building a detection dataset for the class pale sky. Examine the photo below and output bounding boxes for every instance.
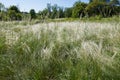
[0,0,89,12]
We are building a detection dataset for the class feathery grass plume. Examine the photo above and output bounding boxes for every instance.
[0,21,120,80]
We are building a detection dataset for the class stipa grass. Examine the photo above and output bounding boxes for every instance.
[0,21,120,80]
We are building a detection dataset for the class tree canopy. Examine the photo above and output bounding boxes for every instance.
[30,9,36,20]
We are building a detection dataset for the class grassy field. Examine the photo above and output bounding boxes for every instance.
[0,21,120,80]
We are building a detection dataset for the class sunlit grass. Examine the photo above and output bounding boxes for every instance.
[0,21,120,80]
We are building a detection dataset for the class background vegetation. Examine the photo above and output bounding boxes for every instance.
[0,0,120,21]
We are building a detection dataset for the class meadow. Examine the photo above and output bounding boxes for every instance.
[0,21,120,80]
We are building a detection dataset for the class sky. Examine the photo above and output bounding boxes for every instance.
[0,0,89,12]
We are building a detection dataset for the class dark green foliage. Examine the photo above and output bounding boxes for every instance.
[38,9,48,19]
[8,10,17,20]
[30,9,36,20]
[0,11,4,21]
[110,0,120,5]
[16,13,22,20]
[8,5,22,21]
[72,1,87,18]
[89,0,93,3]
[64,8,72,18]
[8,5,20,13]
[58,7,64,18]
[85,1,120,17]
[0,4,26,21]
[85,2,105,17]
[51,4,58,19]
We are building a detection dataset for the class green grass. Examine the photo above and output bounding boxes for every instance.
[47,15,120,23]
[0,21,120,80]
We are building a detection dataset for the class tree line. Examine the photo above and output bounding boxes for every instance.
[0,0,120,21]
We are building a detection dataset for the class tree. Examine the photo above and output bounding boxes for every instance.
[51,4,58,19]
[64,8,72,18]
[89,0,93,3]
[39,9,48,19]
[72,1,87,18]
[0,3,5,12]
[90,0,107,3]
[8,5,22,21]
[85,1,120,17]
[8,5,20,13]
[86,2,106,17]
[58,7,64,18]
[110,0,120,5]
[30,9,36,20]
[0,3,5,21]
[47,3,52,18]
